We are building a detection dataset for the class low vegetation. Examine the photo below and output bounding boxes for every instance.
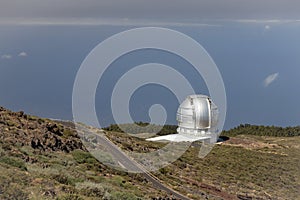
[104,122,178,136]
[105,122,300,137]
[104,123,300,199]
[1,106,300,199]
[0,107,167,199]
[222,124,300,137]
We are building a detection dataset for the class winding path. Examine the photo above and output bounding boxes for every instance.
[75,124,191,200]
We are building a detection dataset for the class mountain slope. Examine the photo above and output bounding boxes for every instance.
[0,106,300,199]
[0,107,169,199]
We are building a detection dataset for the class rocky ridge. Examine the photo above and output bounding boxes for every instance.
[0,106,84,153]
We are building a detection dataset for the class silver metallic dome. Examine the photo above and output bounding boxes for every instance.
[176,95,218,135]
[147,94,219,143]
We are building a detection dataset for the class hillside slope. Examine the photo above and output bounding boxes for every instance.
[0,107,169,199]
[103,129,300,200]
[0,106,300,199]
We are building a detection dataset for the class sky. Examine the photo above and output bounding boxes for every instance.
[0,1,300,130]
[1,0,300,24]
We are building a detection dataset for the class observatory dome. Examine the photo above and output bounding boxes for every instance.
[176,95,218,135]
[146,94,219,143]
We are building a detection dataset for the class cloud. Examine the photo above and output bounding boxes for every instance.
[235,19,281,24]
[1,0,300,25]
[18,52,27,57]
[1,54,12,59]
[0,17,221,27]
[262,24,271,34]
[263,73,279,87]
[2,17,300,27]
[264,25,271,30]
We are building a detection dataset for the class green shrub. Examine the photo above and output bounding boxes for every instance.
[0,185,28,200]
[0,156,27,171]
[63,128,77,138]
[103,122,177,136]
[159,167,170,175]
[37,118,45,124]
[222,124,300,137]
[71,149,96,164]
[53,173,76,186]
[76,182,105,197]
